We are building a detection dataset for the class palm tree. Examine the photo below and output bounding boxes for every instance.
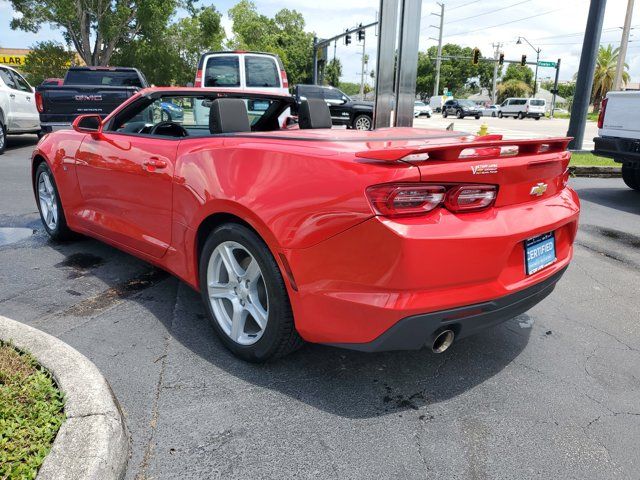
[591,44,630,112]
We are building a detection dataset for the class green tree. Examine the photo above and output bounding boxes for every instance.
[228,0,314,85]
[324,58,342,87]
[111,6,224,86]
[497,79,532,103]
[592,44,630,111]
[502,63,534,86]
[22,41,75,85]
[416,44,499,99]
[338,82,360,96]
[7,0,180,66]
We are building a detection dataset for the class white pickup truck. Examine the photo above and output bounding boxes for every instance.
[593,91,640,191]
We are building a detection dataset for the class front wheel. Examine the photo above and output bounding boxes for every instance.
[442,110,448,118]
[622,164,640,191]
[456,110,464,119]
[498,111,503,118]
[353,115,372,130]
[35,162,73,240]
[0,120,6,155]
[475,115,481,120]
[534,116,540,121]
[199,223,303,362]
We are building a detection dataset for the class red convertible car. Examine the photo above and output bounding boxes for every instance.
[32,88,580,362]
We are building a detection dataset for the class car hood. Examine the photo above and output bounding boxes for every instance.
[349,101,374,110]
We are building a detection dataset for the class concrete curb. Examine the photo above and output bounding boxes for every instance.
[0,315,129,480]
[569,165,622,178]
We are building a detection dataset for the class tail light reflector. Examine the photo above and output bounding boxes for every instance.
[195,69,203,87]
[366,184,446,217]
[367,183,497,217]
[597,97,608,129]
[35,91,43,113]
[281,70,289,89]
[444,185,497,212]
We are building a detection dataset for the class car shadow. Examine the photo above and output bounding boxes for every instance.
[21,231,533,420]
[5,134,39,152]
[577,187,640,216]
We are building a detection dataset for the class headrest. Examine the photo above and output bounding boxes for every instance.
[209,98,251,134]
[298,98,332,129]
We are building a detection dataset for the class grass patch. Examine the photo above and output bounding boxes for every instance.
[570,152,618,167]
[0,342,65,480]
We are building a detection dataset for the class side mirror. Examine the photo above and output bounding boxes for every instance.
[73,114,103,136]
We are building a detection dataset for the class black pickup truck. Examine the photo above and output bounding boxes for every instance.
[36,66,148,132]
[292,84,374,130]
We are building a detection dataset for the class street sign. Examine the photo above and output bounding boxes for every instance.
[537,61,557,67]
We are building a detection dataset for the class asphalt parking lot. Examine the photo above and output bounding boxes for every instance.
[1,134,639,479]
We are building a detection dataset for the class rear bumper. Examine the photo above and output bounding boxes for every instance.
[593,136,640,165]
[330,266,566,352]
[286,188,579,346]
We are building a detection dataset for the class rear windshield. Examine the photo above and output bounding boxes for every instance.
[529,99,545,106]
[204,56,240,87]
[65,70,142,87]
[245,56,279,88]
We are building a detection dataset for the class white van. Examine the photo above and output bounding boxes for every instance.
[498,97,546,120]
[0,65,40,154]
[193,51,289,125]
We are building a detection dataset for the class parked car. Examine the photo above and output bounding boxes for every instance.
[442,99,481,119]
[0,65,41,154]
[414,101,432,118]
[593,92,640,191]
[160,100,184,122]
[35,66,148,132]
[193,51,288,125]
[498,98,545,120]
[32,87,580,362]
[480,105,499,117]
[293,84,374,130]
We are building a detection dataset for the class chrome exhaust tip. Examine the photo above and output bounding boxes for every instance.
[432,329,455,354]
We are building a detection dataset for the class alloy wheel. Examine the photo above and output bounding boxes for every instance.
[354,116,372,130]
[206,241,269,345]
[0,124,5,150]
[38,171,58,230]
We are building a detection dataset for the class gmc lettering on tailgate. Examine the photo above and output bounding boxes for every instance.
[74,94,103,101]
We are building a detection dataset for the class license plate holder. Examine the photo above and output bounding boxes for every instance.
[525,232,556,275]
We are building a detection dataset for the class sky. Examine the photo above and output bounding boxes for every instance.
[1,0,638,85]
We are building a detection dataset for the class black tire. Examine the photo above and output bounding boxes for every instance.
[622,164,640,191]
[34,162,74,240]
[161,110,172,122]
[492,112,496,117]
[456,110,464,119]
[426,113,431,118]
[534,116,540,121]
[199,223,303,362]
[498,111,503,118]
[442,110,448,118]
[475,115,481,120]
[353,114,372,130]
[518,112,525,119]
[0,119,6,155]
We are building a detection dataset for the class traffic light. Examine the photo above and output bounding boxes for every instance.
[345,30,351,46]
[358,29,365,42]
[472,48,480,65]
[498,53,504,66]
[521,55,527,66]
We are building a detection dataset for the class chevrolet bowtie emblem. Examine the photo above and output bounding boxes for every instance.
[530,183,548,196]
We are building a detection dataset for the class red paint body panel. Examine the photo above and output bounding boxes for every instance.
[31,87,580,347]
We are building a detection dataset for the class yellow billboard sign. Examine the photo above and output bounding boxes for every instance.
[0,55,27,66]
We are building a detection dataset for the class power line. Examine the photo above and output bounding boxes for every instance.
[446,0,482,12]
[445,0,531,25]
[446,8,563,37]
[530,25,639,41]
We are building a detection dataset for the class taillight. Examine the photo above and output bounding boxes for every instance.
[366,184,446,217]
[444,185,497,212]
[367,183,497,217]
[35,91,43,113]
[281,70,289,89]
[195,69,203,87]
[597,97,608,129]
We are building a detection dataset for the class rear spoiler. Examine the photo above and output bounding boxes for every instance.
[355,136,572,162]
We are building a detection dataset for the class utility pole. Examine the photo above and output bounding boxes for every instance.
[567,0,607,150]
[551,58,561,117]
[431,2,444,97]
[492,42,502,104]
[614,0,634,90]
[359,25,367,97]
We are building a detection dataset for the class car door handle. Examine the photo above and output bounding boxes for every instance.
[9,93,15,99]
[143,158,167,170]
[26,96,31,101]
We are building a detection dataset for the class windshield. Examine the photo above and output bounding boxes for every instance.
[415,102,425,106]
[459,100,476,107]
